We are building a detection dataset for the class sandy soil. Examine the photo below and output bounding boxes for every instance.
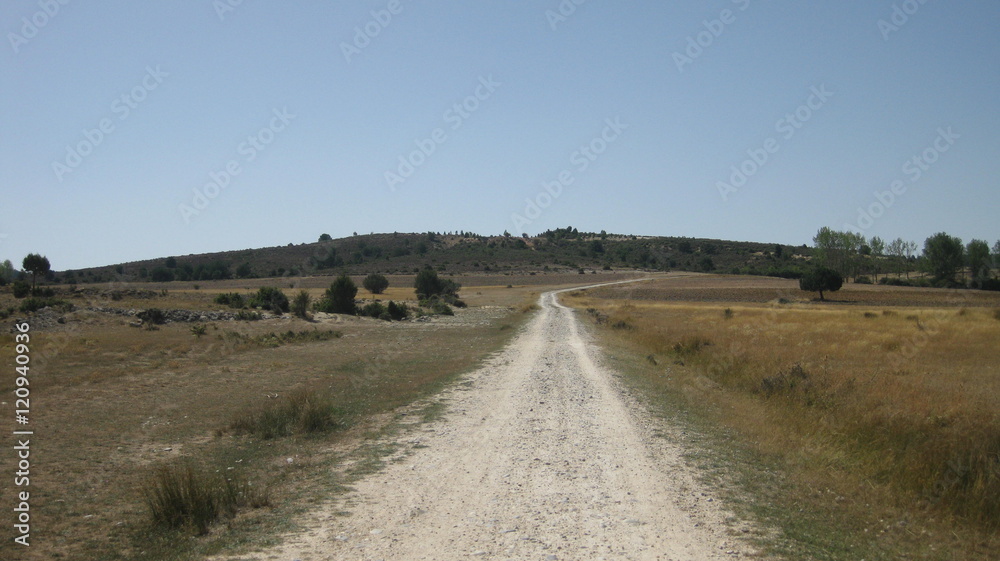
[223,283,754,560]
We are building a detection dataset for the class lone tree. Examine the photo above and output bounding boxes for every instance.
[799,267,843,301]
[21,253,50,290]
[362,273,389,296]
[923,232,964,285]
[321,274,357,314]
[318,233,332,242]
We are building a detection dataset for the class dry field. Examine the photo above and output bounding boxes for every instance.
[563,275,1000,560]
[0,280,544,560]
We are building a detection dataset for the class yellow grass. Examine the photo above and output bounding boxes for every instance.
[564,291,1000,559]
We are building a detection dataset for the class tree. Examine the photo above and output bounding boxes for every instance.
[235,262,252,278]
[869,236,885,282]
[319,233,332,242]
[966,239,991,285]
[362,273,389,296]
[414,268,459,300]
[799,267,843,301]
[291,290,311,319]
[993,241,1000,279]
[923,232,964,284]
[0,259,14,285]
[22,253,50,290]
[320,274,357,314]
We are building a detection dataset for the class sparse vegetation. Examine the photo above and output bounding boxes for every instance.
[228,388,345,439]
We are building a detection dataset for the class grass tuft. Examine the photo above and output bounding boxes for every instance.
[143,462,269,535]
[228,388,345,439]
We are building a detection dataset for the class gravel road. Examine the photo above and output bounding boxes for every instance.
[233,285,754,560]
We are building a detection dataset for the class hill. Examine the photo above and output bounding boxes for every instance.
[55,228,814,285]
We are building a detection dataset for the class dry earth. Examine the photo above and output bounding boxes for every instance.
[221,283,755,561]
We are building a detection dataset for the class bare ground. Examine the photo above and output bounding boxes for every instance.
[220,284,756,560]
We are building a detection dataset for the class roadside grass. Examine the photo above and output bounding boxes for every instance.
[0,283,535,561]
[563,291,1000,561]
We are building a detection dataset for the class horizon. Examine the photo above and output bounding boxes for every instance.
[3,2,998,270]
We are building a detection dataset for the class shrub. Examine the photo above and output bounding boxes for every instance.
[138,308,166,325]
[362,273,389,295]
[316,274,357,315]
[386,301,409,321]
[249,287,289,314]
[12,280,30,298]
[414,268,460,299]
[19,298,73,313]
[190,324,207,338]
[855,275,873,284]
[362,301,387,319]
[291,290,311,319]
[143,462,269,535]
[214,292,245,308]
[430,300,453,316]
[235,309,261,321]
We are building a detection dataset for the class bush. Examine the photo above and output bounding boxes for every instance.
[855,276,873,284]
[138,308,166,325]
[414,268,460,299]
[235,309,261,321]
[214,292,245,308]
[143,462,269,535]
[430,300,453,316]
[291,290,311,319]
[386,301,409,321]
[249,287,289,314]
[362,273,389,295]
[316,274,357,315]
[19,298,73,313]
[12,280,30,298]
[362,301,387,319]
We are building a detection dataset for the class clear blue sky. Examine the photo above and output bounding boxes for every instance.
[2,1,998,270]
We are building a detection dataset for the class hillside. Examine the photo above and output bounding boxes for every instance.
[56,228,814,285]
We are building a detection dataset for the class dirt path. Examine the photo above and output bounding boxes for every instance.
[229,284,754,560]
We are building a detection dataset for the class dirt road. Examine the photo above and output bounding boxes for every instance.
[235,285,753,560]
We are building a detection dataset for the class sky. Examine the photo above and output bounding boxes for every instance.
[2,0,998,271]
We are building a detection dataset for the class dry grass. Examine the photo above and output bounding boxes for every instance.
[0,279,533,561]
[564,278,1000,560]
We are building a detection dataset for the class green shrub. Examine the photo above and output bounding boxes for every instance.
[431,300,453,316]
[291,290,311,319]
[235,309,261,321]
[362,273,389,295]
[214,292,245,308]
[190,324,207,338]
[12,280,30,298]
[249,287,289,313]
[386,301,409,321]
[316,274,357,314]
[362,301,387,319]
[855,276,873,284]
[138,308,166,325]
[19,298,73,313]
[414,268,460,299]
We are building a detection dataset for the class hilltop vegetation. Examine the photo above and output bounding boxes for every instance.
[45,228,815,285]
